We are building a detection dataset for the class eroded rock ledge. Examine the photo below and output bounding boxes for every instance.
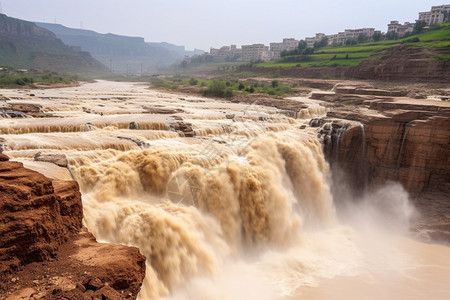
[0,154,146,299]
[313,87,450,243]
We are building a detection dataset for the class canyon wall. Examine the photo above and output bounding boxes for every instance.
[323,92,450,196]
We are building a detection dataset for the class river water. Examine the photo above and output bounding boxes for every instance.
[1,81,449,300]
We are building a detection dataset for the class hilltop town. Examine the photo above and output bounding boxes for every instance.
[191,4,449,63]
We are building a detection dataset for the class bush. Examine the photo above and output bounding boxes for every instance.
[271,80,279,88]
[189,78,198,85]
[404,37,420,43]
[202,80,233,98]
[15,78,25,85]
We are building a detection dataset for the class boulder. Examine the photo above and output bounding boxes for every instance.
[34,152,68,167]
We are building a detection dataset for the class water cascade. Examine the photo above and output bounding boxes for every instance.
[2,81,449,300]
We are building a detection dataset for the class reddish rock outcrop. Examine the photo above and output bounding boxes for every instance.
[326,99,450,195]
[319,90,450,242]
[0,155,146,299]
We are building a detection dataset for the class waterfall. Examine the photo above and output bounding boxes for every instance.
[360,124,368,189]
[397,122,411,167]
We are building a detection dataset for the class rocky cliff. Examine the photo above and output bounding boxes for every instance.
[0,154,146,299]
[321,87,450,195]
[0,14,108,75]
[314,86,450,242]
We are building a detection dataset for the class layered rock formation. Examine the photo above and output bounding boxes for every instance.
[0,154,146,299]
[316,86,450,242]
[321,87,450,195]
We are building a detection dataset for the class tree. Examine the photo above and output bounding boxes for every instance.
[357,33,368,43]
[298,40,307,50]
[271,80,279,88]
[413,20,427,35]
[302,47,314,55]
[314,36,329,48]
[443,10,449,23]
[385,31,399,40]
[345,38,358,45]
[372,31,383,42]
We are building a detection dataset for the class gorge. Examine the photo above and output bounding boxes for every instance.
[0,80,449,299]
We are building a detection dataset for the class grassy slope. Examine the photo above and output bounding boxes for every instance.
[257,24,450,68]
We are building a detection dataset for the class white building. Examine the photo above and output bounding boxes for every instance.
[241,44,270,61]
[418,4,450,25]
[209,45,242,62]
[305,33,326,48]
[387,21,415,37]
[269,38,299,59]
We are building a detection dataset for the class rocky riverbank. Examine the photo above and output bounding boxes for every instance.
[0,154,146,299]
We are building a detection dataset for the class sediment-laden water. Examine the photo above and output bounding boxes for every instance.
[1,81,449,300]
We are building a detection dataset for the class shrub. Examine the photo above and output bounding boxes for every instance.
[202,80,233,98]
[189,78,198,85]
[271,80,279,88]
[15,78,25,85]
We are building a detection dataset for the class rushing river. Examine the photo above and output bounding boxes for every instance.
[1,81,449,300]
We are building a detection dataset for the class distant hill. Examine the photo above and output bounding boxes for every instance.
[0,14,108,75]
[36,22,204,73]
[147,42,204,58]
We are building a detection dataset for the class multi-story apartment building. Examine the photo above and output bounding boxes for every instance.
[306,28,375,47]
[418,4,450,25]
[270,38,299,59]
[241,44,270,61]
[305,33,326,47]
[209,45,242,62]
[331,28,375,44]
[387,21,415,37]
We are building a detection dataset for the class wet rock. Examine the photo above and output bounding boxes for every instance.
[170,121,195,137]
[335,86,407,97]
[117,136,150,148]
[309,117,325,127]
[129,122,138,130]
[34,152,68,167]
[145,106,184,114]
[407,92,427,99]
[85,122,95,130]
[0,109,29,118]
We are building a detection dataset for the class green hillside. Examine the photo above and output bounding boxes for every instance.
[257,24,450,69]
[0,14,108,75]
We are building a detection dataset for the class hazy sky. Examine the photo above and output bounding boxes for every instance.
[2,0,446,50]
